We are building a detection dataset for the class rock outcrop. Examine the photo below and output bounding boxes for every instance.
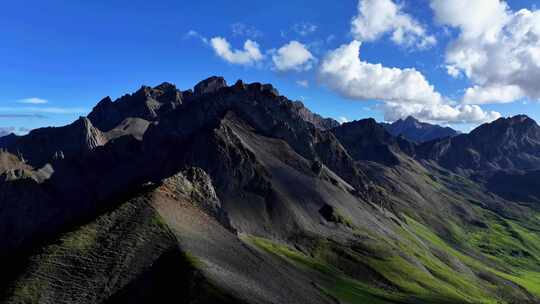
[159,167,232,230]
[193,76,228,96]
[88,83,182,131]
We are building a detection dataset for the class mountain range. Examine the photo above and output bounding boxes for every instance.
[2,77,540,304]
[382,116,459,143]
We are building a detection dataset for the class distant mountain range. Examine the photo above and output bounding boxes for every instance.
[2,77,540,304]
[382,116,459,143]
[417,115,540,171]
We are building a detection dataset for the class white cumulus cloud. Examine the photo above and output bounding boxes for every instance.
[383,103,501,124]
[272,41,315,71]
[319,40,500,124]
[430,0,509,42]
[463,85,524,104]
[352,0,436,49]
[431,0,540,103]
[210,37,264,66]
[319,40,442,104]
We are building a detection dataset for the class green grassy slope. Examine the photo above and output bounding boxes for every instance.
[244,155,540,304]
[247,211,540,304]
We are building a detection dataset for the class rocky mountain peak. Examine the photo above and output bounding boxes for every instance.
[471,115,540,139]
[509,114,535,124]
[133,85,153,98]
[332,118,402,165]
[402,116,423,128]
[240,82,280,96]
[334,119,390,138]
[152,82,182,105]
[154,82,177,92]
[74,117,107,151]
[384,115,458,143]
[194,76,227,96]
[95,96,113,108]
[0,116,107,168]
[232,79,247,91]
[88,83,182,131]
[403,116,417,122]
[495,114,537,128]
[185,77,334,130]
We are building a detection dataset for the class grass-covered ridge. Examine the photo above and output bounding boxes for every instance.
[2,197,243,304]
[246,235,408,304]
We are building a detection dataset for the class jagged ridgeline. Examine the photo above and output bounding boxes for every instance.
[2,77,540,304]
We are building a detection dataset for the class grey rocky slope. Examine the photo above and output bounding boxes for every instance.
[2,77,540,304]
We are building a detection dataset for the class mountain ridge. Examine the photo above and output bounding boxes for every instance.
[418,114,540,171]
[383,115,459,143]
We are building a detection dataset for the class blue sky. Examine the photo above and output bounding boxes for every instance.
[1,0,539,134]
